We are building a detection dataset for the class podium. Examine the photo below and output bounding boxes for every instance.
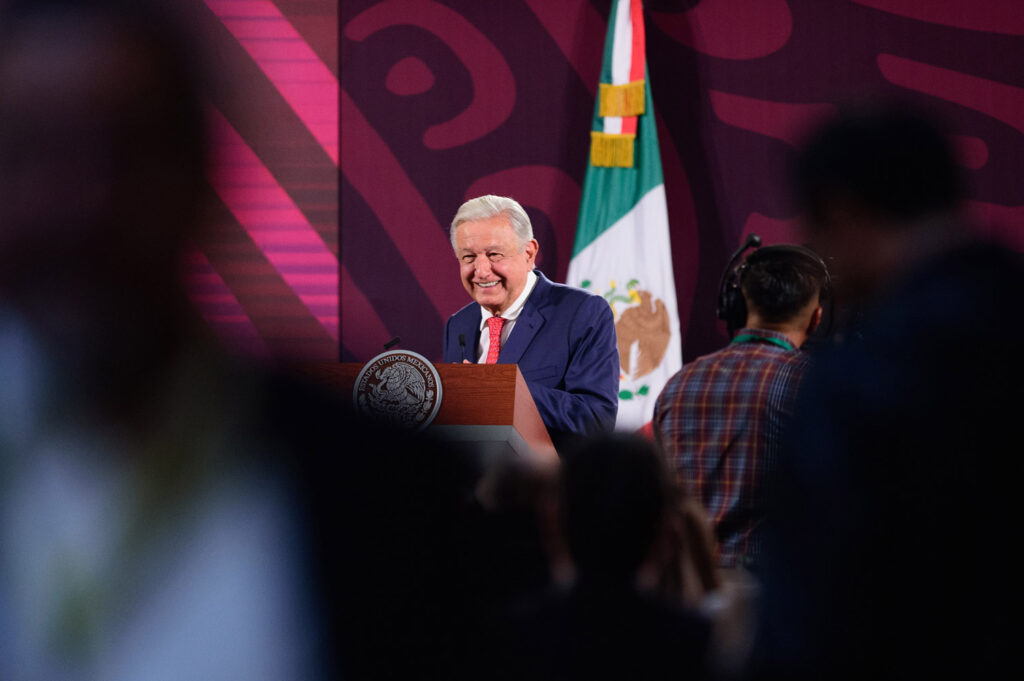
[297,362,557,463]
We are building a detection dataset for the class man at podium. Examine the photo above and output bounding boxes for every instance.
[442,195,619,449]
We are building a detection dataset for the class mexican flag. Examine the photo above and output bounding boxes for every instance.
[566,0,681,432]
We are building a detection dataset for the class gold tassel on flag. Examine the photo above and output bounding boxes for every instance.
[598,80,646,117]
[590,131,636,168]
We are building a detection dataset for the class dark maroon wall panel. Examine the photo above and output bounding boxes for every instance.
[340,1,1024,363]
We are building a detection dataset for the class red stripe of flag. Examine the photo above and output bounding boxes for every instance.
[621,0,645,136]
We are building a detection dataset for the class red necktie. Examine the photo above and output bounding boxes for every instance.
[485,317,505,364]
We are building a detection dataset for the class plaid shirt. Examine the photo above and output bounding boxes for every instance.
[654,328,810,568]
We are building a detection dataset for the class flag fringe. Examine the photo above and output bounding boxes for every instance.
[598,80,646,117]
[590,131,636,167]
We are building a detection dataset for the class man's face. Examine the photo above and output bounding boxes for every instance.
[455,215,538,316]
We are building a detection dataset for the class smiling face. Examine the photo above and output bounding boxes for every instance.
[455,214,538,316]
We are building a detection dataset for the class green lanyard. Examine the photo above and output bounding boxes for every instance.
[730,333,797,352]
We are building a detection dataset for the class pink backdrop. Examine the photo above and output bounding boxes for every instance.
[185,0,339,360]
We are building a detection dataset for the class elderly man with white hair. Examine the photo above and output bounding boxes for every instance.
[442,195,619,450]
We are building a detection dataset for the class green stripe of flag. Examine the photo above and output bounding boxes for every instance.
[574,65,664,257]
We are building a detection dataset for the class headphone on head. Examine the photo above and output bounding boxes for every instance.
[716,233,832,338]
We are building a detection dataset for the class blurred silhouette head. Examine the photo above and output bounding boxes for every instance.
[0,0,211,416]
[792,102,964,300]
[560,434,673,582]
[0,0,206,317]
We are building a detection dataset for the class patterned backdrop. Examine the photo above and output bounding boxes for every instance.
[194,1,1024,363]
[184,0,339,360]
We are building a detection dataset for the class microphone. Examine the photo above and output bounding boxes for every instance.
[458,333,467,362]
[723,233,761,281]
[383,336,400,350]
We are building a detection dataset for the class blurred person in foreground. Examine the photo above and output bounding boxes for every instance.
[0,2,329,678]
[0,2,481,679]
[653,245,827,574]
[750,103,1024,680]
[498,433,712,681]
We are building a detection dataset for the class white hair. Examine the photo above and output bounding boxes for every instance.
[449,195,533,252]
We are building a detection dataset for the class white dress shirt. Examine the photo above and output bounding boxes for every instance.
[475,270,538,363]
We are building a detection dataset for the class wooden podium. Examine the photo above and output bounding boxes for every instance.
[298,362,557,463]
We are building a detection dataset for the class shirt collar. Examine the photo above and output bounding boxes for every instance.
[479,269,538,327]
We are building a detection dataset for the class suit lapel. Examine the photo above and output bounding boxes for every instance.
[499,271,548,365]
[457,308,482,362]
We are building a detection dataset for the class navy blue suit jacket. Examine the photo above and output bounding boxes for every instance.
[442,271,619,447]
